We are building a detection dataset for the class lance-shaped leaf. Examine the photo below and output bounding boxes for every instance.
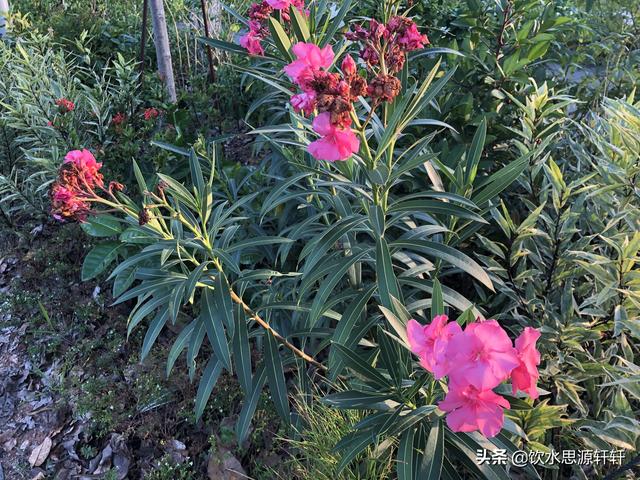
[264,330,290,423]
[195,356,224,420]
[201,287,232,371]
[376,236,402,308]
[391,239,493,291]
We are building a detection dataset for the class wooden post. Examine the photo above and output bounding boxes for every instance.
[149,0,177,103]
[139,0,149,77]
[200,0,216,82]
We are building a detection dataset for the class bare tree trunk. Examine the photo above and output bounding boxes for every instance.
[139,0,149,78]
[200,0,216,82]
[149,0,177,103]
[0,0,9,39]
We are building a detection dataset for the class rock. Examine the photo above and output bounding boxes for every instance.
[207,448,247,480]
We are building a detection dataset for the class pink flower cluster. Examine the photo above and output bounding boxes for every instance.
[143,107,160,121]
[407,316,541,437]
[346,16,429,75]
[50,149,106,222]
[55,98,75,113]
[239,0,305,56]
[111,112,126,126]
[284,43,361,162]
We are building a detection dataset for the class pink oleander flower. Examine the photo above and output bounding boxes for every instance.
[446,320,520,390]
[266,0,290,8]
[511,327,541,399]
[284,42,334,85]
[407,315,462,379]
[111,112,126,126]
[240,30,264,55]
[439,379,510,438]
[55,98,75,113]
[50,183,91,222]
[64,149,104,188]
[387,16,429,51]
[143,107,160,121]
[290,91,316,115]
[307,112,359,162]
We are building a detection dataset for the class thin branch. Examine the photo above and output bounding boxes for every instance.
[229,289,327,371]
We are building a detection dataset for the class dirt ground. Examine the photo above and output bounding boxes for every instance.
[0,222,287,480]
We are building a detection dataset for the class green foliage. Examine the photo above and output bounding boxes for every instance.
[476,84,640,474]
[5,0,640,478]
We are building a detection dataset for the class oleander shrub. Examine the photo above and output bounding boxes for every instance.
[65,2,565,478]
[30,0,640,478]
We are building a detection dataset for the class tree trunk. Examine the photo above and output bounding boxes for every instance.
[149,0,177,103]
[0,0,9,39]
[200,0,216,82]
[139,0,149,77]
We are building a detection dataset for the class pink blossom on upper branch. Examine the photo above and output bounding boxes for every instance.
[51,149,109,222]
[284,42,335,85]
[239,0,306,55]
[511,327,542,399]
[439,379,510,438]
[345,15,429,76]
[111,112,126,126]
[63,149,104,188]
[307,112,359,162]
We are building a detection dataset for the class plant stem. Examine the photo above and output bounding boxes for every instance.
[228,288,327,371]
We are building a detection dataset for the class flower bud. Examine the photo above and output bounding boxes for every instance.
[341,55,357,77]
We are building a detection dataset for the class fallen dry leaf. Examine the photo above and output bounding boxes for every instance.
[28,437,52,467]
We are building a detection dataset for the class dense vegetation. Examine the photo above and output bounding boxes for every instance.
[0,0,639,479]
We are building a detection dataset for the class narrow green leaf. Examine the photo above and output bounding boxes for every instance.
[391,239,493,291]
[214,272,235,334]
[268,17,293,60]
[167,319,195,376]
[195,356,224,420]
[132,159,147,194]
[397,428,417,480]
[81,215,122,237]
[201,288,232,371]
[289,5,311,41]
[82,242,121,281]
[236,365,266,443]
[233,314,252,395]
[431,278,444,317]
[199,37,248,55]
[113,265,136,298]
[323,391,392,409]
[329,285,376,379]
[264,331,290,423]
[332,343,391,389]
[464,119,486,186]
[141,310,169,360]
[376,236,402,308]
[419,420,444,479]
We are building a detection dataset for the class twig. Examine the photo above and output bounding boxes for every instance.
[228,289,327,371]
[495,0,513,61]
